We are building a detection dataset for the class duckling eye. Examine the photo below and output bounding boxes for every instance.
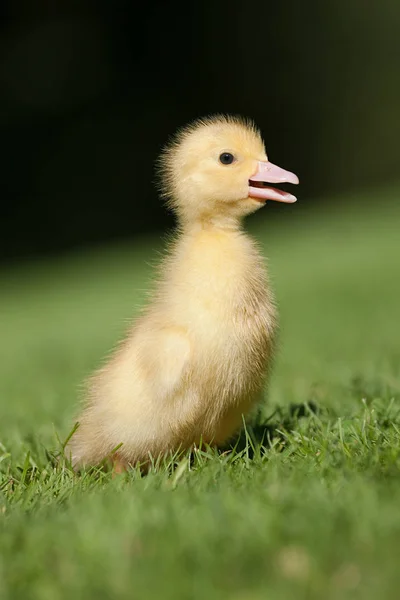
[219,152,235,165]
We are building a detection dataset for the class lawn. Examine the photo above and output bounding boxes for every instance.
[1,187,400,600]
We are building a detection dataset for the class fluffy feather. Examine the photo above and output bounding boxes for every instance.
[67,115,282,469]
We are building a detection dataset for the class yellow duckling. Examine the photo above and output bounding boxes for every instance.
[68,115,299,470]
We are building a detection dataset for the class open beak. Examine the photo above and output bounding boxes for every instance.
[249,161,299,203]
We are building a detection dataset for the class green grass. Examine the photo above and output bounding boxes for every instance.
[1,187,400,600]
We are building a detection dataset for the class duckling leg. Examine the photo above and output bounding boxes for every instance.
[112,453,127,477]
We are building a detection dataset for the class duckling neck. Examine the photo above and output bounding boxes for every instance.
[182,213,242,233]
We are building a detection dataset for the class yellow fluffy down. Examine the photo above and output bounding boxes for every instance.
[67,115,277,469]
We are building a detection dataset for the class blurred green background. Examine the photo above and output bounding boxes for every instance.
[1,3,400,599]
[1,187,399,442]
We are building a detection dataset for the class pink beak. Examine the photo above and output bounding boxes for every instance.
[249,161,299,203]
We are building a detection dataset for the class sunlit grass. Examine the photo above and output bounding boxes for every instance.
[1,187,400,599]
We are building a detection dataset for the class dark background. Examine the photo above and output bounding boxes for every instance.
[1,0,399,262]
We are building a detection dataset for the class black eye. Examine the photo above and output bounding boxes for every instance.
[219,152,235,165]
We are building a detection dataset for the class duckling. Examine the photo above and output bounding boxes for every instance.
[67,115,299,470]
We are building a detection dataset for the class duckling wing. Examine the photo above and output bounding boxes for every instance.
[146,326,191,402]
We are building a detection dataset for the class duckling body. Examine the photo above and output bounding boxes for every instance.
[68,115,298,469]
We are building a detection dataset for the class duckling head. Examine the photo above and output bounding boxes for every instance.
[159,114,299,225]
